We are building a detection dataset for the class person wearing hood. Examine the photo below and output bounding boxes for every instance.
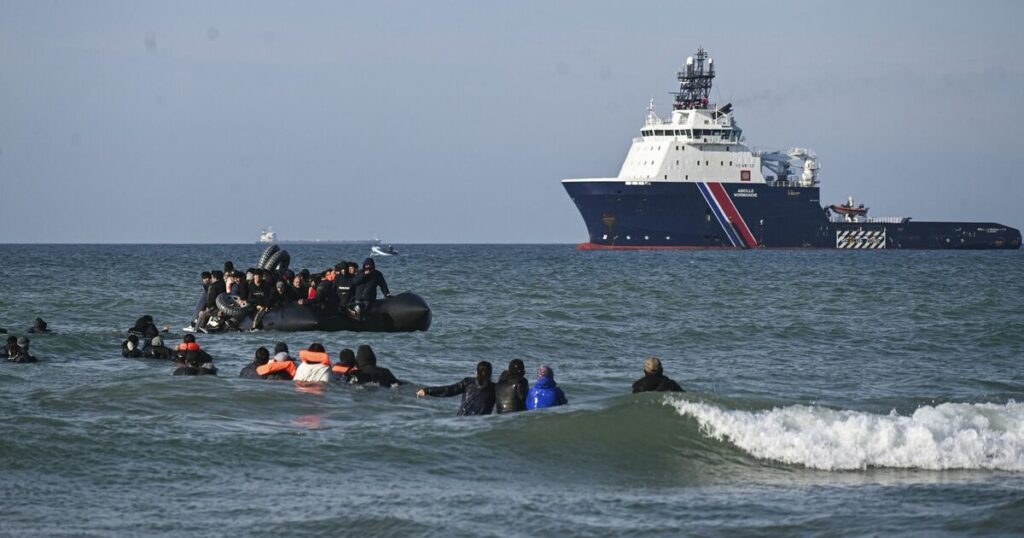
[7,343,36,363]
[495,359,530,414]
[335,262,364,308]
[349,258,390,320]
[121,334,145,358]
[352,344,402,387]
[129,315,161,346]
[175,334,214,365]
[144,336,174,359]
[293,343,332,383]
[267,280,296,310]
[173,350,218,376]
[417,361,496,416]
[4,336,17,358]
[526,365,568,410]
[631,357,684,393]
[331,348,359,382]
[28,318,51,334]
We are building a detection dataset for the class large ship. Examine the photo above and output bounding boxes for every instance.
[562,48,1020,250]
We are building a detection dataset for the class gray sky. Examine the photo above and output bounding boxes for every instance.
[1,0,1022,243]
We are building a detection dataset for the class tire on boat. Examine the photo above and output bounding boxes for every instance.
[264,249,291,273]
[257,244,280,269]
[215,293,249,318]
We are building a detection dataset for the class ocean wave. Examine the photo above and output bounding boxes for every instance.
[668,398,1024,471]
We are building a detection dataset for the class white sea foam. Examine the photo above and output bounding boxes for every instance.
[668,399,1024,471]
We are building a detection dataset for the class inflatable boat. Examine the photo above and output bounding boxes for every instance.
[188,244,431,333]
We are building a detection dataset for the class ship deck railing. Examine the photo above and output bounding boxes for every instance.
[830,216,911,224]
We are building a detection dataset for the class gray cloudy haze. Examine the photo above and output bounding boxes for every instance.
[1,0,1022,243]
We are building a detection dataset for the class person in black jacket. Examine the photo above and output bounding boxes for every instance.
[349,258,390,320]
[196,271,226,330]
[7,343,37,363]
[28,317,51,334]
[144,336,174,359]
[129,315,160,347]
[267,281,295,310]
[352,345,402,387]
[631,357,684,393]
[3,336,17,358]
[121,334,145,358]
[173,352,217,376]
[494,358,530,414]
[239,347,271,379]
[417,361,496,416]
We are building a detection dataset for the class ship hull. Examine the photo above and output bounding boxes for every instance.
[563,181,1021,250]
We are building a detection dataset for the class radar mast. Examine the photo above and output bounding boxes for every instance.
[672,47,714,110]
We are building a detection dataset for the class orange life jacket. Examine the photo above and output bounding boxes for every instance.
[176,342,201,352]
[299,350,331,366]
[256,360,297,378]
[332,364,358,375]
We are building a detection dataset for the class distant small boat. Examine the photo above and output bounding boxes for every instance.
[371,245,398,256]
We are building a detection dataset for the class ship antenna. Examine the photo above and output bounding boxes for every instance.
[672,46,715,110]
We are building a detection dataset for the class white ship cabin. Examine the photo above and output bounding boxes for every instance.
[565,48,820,188]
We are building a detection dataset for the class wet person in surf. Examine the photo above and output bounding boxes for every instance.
[416,361,496,416]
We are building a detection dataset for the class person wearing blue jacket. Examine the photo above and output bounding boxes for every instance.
[526,365,567,410]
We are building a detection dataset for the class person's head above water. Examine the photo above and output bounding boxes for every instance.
[17,336,30,350]
[355,345,377,368]
[338,348,356,367]
[643,357,663,375]
[183,334,196,344]
[508,359,525,376]
[308,342,326,353]
[32,318,47,331]
[274,342,289,354]
[254,347,270,366]
[477,361,493,385]
[6,335,17,346]
[536,365,554,380]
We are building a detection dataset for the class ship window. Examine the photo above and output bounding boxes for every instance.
[705,161,709,165]
[664,175,668,180]
[685,175,689,180]
[730,161,733,166]
[676,160,679,165]
[721,161,724,166]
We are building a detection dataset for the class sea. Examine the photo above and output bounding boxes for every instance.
[0,244,1022,537]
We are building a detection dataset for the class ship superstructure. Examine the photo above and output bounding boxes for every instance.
[562,48,1020,250]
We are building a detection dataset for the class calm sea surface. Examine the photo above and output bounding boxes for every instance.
[1,244,1022,536]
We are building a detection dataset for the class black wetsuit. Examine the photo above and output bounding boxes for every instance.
[145,346,174,360]
[352,347,401,387]
[631,372,684,393]
[9,352,37,363]
[121,342,144,358]
[354,270,390,306]
[173,365,217,376]
[424,378,496,416]
[494,370,530,414]
[238,362,263,379]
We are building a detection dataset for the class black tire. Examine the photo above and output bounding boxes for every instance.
[257,244,280,269]
[215,293,249,318]
[264,249,290,273]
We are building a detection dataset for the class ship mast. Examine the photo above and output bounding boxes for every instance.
[672,47,714,110]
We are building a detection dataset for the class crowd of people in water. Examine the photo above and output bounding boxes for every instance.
[193,257,391,331]
[112,314,685,415]
[1,317,52,363]
[6,303,686,416]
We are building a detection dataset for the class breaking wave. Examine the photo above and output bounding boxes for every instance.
[668,399,1024,471]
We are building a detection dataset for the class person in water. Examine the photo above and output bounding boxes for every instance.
[28,318,51,334]
[417,361,496,416]
[352,344,402,387]
[173,350,217,376]
[495,359,530,414]
[144,336,174,359]
[631,357,684,393]
[14,336,37,362]
[349,258,390,320]
[4,335,17,358]
[7,343,37,363]
[121,334,145,358]
[129,315,161,347]
[526,365,567,410]
[175,334,214,366]
[331,348,359,382]
[239,347,271,379]
[293,343,332,383]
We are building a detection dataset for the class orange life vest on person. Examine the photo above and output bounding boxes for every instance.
[176,342,201,352]
[332,364,358,375]
[256,360,297,378]
[299,350,331,366]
